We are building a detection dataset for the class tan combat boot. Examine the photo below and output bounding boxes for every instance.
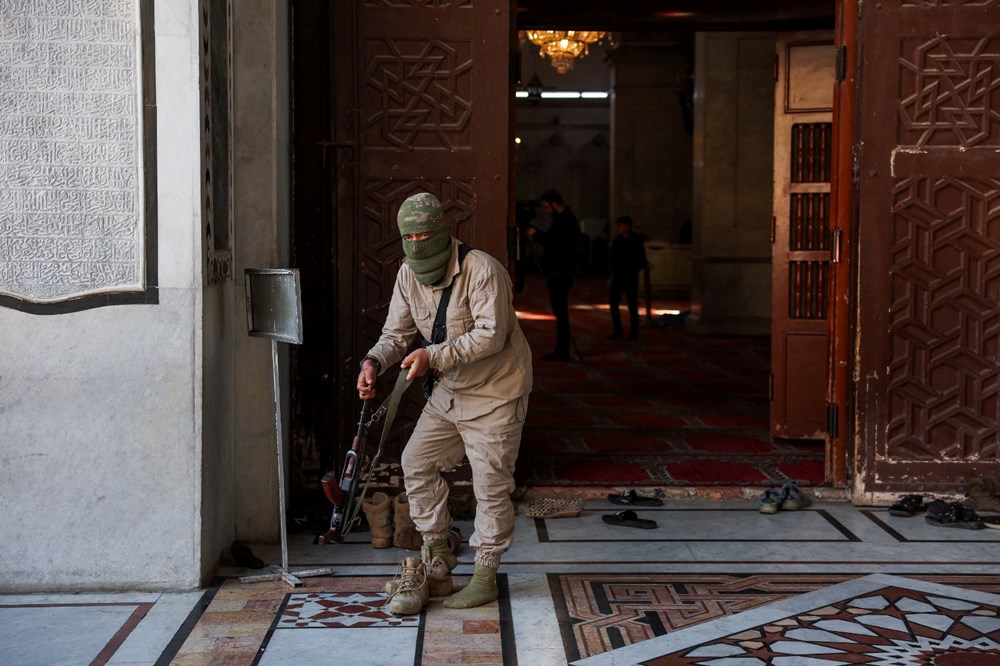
[384,556,429,615]
[361,492,393,548]
[385,544,453,597]
[392,493,423,551]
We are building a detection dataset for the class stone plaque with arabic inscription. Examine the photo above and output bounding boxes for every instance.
[0,0,149,305]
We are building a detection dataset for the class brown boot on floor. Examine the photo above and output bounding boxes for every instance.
[384,556,429,615]
[361,492,393,548]
[385,544,453,597]
[393,493,423,551]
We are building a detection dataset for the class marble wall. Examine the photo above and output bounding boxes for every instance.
[689,33,775,335]
[0,1,204,590]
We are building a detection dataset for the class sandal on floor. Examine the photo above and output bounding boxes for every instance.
[523,497,584,519]
[608,489,664,507]
[758,488,782,514]
[888,494,924,517]
[602,510,657,529]
[924,500,984,529]
[982,515,1000,529]
[780,482,809,511]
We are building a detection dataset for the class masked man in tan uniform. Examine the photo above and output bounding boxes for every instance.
[357,192,532,612]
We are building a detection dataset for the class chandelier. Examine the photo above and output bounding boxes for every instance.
[521,30,608,75]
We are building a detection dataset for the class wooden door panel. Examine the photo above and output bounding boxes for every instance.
[771,33,835,441]
[332,0,512,460]
[854,3,1000,498]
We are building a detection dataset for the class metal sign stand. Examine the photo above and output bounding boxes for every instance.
[240,269,333,588]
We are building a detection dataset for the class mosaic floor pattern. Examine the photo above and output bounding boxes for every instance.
[551,573,1000,661]
[171,574,510,665]
[572,574,1000,666]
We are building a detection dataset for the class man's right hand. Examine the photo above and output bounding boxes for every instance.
[357,360,377,400]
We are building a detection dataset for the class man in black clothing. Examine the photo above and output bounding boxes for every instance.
[526,189,580,361]
[608,215,647,340]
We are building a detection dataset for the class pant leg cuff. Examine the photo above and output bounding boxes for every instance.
[474,552,501,569]
[422,532,449,542]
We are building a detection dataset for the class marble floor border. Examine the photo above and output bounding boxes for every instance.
[534,509,862,543]
[862,509,1000,543]
[570,573,1000,666]
[152,583,220,665]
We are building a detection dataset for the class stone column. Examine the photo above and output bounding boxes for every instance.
[609,38,693,244]
[688,32,775,335]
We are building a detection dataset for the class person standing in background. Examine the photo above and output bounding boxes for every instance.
[526,189,580,361]
[608,215,647,340]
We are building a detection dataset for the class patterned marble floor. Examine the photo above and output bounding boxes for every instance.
[2,499,1000,665]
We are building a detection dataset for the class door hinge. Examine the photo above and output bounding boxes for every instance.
[834,45,847,83]
[771,215,777,244]
[768,373,774,401]
[827,403,839,438]
[830,228,842,263]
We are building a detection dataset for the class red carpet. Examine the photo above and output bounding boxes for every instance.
[513,273,825,487]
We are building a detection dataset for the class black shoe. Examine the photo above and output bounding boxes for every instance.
[607,332,623,340]
[628,333,639,340]
[231,543,267,569]
[541,352,570,362]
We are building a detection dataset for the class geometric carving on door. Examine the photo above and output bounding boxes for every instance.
[898,37,1000,147]
[886,177,1000,460]
[364,38,473,149]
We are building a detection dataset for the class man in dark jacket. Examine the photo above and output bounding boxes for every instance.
[608,215,647,340]
[526,189,580,361]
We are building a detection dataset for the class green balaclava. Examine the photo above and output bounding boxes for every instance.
[397,192,451,286]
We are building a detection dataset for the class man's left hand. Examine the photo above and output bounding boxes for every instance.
[401,348,431,381]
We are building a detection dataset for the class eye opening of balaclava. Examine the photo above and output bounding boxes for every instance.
[397,192,451,286]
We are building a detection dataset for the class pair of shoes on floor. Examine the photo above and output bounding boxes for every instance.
[758,482,809,514]
[608,489,663,507]
[541,351,571,362]
[888,494,925,517]
[607,332,623,340]
[602,509,657,529]
[924,499,986,530]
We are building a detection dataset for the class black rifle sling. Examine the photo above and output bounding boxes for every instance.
[423,244,472,398]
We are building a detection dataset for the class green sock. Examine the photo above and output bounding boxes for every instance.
[443,564,498,609]
[424,538,458,571]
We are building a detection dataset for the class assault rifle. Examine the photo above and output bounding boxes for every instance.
[318,370,411,545]
[317,399,371,544]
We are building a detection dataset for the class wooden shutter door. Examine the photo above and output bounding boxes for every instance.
[771,32,836,442]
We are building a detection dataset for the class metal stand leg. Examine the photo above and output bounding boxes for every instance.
[241,339,333,587]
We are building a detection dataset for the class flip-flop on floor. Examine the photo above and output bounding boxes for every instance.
[609,490,663,506]
[602,509,657,529]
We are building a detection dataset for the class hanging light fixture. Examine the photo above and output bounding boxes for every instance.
[521,30,608,75]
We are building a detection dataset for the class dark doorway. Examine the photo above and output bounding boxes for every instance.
[287,1,840,516]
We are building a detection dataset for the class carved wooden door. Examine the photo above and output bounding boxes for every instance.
[331,0,514,460]
[771,33,836,442]
[854,1,1000,499]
